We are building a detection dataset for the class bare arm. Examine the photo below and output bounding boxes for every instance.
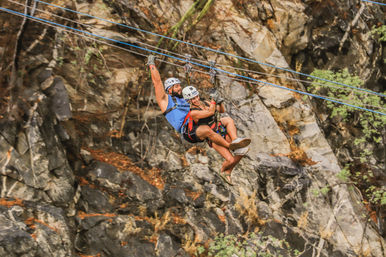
[149,64,168,113]
[190,101,216,121]
[216,103,225,113]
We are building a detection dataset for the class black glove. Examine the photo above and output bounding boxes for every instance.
[215,95,224,104]
[146,55,156,66]
[209,89,224,104]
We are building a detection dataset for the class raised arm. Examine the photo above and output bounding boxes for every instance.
[210,89,225,113]
[216,102,225,113]
[147,56,168,113]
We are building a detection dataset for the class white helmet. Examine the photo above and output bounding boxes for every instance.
[182,86,199,100]
[164,77,181,92]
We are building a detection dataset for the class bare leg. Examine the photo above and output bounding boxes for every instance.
[196,125,230,148]
[223,135,244,172]
[211,143,243,173]
[220,117,237,141]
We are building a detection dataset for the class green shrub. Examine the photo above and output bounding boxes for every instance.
[197,232,301,257]
[309,69,386,206]
[371,25,386,42]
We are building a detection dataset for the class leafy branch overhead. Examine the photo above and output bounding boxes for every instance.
[157,0,214,49]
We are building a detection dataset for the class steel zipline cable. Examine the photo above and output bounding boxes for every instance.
[361,0,386,6]
[1,6,385,116]
[8,0,376,98]
[8,0,381,97]
[10,0,385,97]
[28,0,386,97]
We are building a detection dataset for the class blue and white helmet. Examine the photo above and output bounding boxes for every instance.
[182,86,199,100]
[164,77,181,92]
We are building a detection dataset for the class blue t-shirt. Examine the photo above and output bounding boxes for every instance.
[164,95,190,133]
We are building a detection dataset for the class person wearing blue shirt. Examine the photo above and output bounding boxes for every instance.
[147,55,250,180]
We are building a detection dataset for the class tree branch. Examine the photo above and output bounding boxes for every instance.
[339,3,365,52]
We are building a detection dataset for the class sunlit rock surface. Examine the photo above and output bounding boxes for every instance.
[0,0,384,256]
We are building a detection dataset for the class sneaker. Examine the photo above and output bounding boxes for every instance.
[229,138,251,151]
[233,146,249,156]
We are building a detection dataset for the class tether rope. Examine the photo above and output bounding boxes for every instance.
[29,0,386,97]
[1,6,385,115]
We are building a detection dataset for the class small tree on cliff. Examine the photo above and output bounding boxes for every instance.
[308,68,386,207]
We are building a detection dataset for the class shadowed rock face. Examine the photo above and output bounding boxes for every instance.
[0,0,385,256]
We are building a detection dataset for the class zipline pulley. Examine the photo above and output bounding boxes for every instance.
[209,60,217,86]
[208,60,221,130]
[184,54,193,85]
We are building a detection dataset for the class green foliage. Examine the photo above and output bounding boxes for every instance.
[57,56,64,66]
[371,25,386,42]
[320,186,330,196]
[309,68,385,153]
[85,48,94,65]
[197,246,206,255]
[312,189,320,197]
[309,69,386,207]
[310,69,362,119]
[199,232,301,257]
[365,186,386,206]
[337,165,350,182]
[311,186,330,197]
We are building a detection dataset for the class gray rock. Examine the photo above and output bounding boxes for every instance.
[190,163,214,183]
[0,120,17,146]
[44,77,72,121]
[37,68,52,84]
[155,233,179,257]
[0,201,72,257]
[126,172,162,203]
[165,187,189,205]
[0,0,384,256]
[87,161,122,185]
[253,153,301,176]
[79,186,113,213]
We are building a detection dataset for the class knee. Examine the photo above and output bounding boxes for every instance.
[225,155,235,164]
[196,125,212,136]
[222,117,234,125]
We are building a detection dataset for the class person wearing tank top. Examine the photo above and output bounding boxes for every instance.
[146,55,250,158]
[181,85,251,183]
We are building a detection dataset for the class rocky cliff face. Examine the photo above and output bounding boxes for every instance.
[0,0,384,256]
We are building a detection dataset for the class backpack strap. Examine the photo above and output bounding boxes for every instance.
[163,96,178,116]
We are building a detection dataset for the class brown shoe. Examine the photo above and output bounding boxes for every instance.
[217,172,233,185]
[229,138,251,151]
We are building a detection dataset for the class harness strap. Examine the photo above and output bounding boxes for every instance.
[183,111,191,129]
[162,96,178,116]
[182,111,195,141]
[163,106,176,116]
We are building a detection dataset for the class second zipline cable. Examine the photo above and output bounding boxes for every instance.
[8,3,385,111]
[0,6,385,116]
[30,0,386,97]
[11,0,380,98]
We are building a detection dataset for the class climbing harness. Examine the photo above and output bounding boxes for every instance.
[162,96,189,116]
[182,100,227,145]
[162,96,178,116]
